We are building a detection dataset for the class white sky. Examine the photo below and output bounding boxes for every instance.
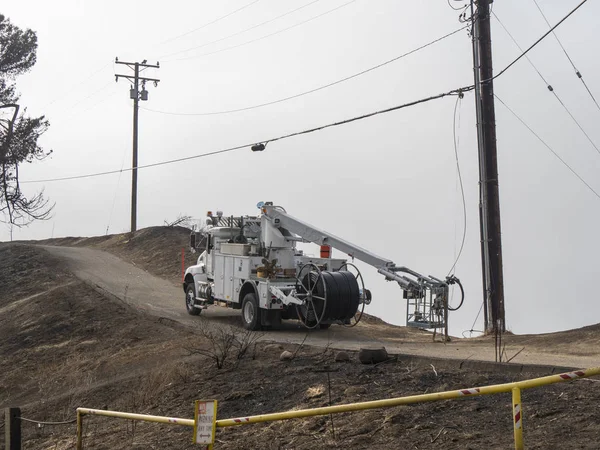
[3,0,600,336]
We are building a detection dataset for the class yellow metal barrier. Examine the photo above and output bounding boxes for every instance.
[76,366,600,449]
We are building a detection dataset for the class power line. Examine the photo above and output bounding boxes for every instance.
[34,4,258,115]
[489,0,589,83]
[22,85,472,184]
[492,10,600,156]
[148,0,585,116]
[159,0,323,60]
[63,81,115,113]
[495,94,600,202]
[40,3,259,113]
[41,62,111,110]
[531,0,600,113]
[22,15,585,184]
[142,25,469,116]
[167,0,357,62]
[156,0,261,47]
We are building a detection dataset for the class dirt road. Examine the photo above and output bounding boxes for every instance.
[43,245,600,369]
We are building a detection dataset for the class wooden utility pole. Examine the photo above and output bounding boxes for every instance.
[471,0,506,333]
[115,58,160,233]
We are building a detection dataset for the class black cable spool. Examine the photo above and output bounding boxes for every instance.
[297,270,360,324]
[322,271,344,319]
[297,270,329,326]
[339,270,360,321]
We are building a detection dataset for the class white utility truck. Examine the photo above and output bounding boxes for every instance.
[183,202,463,332]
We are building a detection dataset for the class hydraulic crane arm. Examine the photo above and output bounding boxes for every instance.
[262,204,441,293]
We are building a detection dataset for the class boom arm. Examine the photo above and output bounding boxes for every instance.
[262,204,443,293]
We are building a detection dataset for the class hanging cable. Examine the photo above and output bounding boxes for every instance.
[463,302,485,337]
[492,10,600,156]
[21,85,471,184]
[531,0,600,113]
[447,93,467,277]
[495,94,600,201]
[447,0,468,12]
[158,0,324,60]
[142,25,469,116]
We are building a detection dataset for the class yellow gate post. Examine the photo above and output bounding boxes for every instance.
[512,387,523,450]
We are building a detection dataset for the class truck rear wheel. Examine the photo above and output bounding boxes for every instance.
[241,293,261,331]
[185,284,202,316]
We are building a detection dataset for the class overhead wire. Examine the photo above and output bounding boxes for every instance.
[155,0,261,47]
[37,3,260,115]
[63,81,115,113]
[141,24,469,116]
[167,0,357,62]
[495,94,600,202]
[488,0,589,83]
[22,7,589,185]
[531,0,600,113]
[41,62,112,110]
[34,3,259,119]
[21,85,472,184]
[492,10,600,156]
[159,0,324,60]
[147,0,587,116]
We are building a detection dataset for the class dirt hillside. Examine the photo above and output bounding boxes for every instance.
[28,227,600,369]
[1,231,599,449]
[32,226,195,282]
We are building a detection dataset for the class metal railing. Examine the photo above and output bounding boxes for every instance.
[76,366,600,450]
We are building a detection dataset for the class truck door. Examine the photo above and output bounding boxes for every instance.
[213,255,225,300]
[223,257,235,301]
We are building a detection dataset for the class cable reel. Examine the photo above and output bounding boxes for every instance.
[295,263,328,329]
[295,263,362,329]
[338,263,370,327]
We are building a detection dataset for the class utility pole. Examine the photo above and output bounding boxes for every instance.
[115,58,160,233]
[471,0,505,334]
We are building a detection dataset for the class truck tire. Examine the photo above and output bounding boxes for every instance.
[241,293,261,331]
[185,283,202,316]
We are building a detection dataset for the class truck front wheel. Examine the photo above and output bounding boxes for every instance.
[185,284,202,316]
[241,293,261,331]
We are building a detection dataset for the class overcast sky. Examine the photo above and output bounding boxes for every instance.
[3,0,600,337]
